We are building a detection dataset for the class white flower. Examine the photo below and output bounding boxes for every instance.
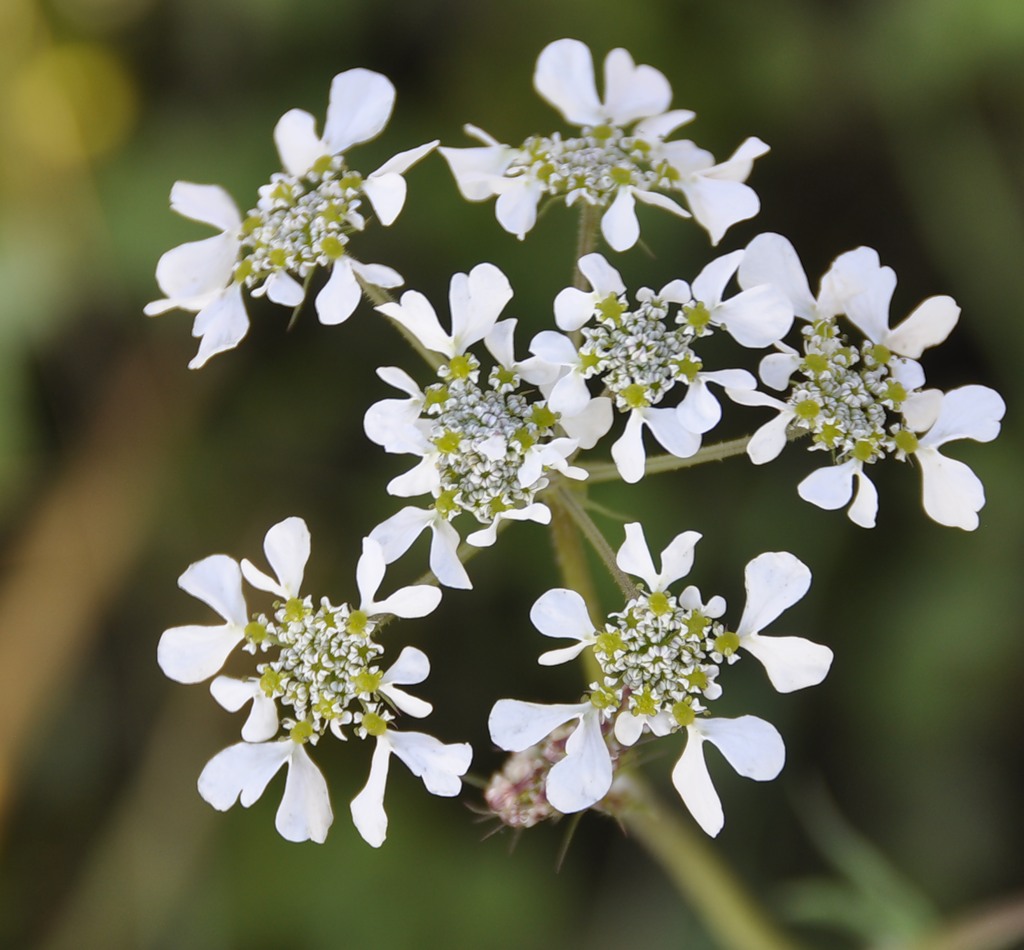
[671,716,785,837]
[240,515,311,601]
[900,384,1005,530]
[147,68,434,367]
[350,728,473,848]
[210,675,280,742]
[157,553,248,684]
[441,39,766,250]
[369,505,472,590]
[198,738,333,843]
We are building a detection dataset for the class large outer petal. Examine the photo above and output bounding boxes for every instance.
[671,728,722,836]
[438,143,512,201]
[315,258,361,326]
[714,285,794,349]
[488,699,588,752]
[736,551,811,638]
[170,181,242,232]
[197,740,290,811]
[887,295,959,357]
[602,47,672,125]
[378,291,452,356]
[740,633,833,693]
[611,410,648,484]
[533,38,603,126]
[350,736,393,847]
[388,729,472,796]
[273,108,324,176]
[738,233,816,320]
[530,588,597,643]
[150,233,239,310]
[323,69,395,154]
[260,516,310,598]
[277,743,332,843]
[601,187,640,252]
[919,385,1006,449]
[546,709,613,813]
[916,447,986,530]
[451,263,513,353]
[158,623,243,684]
[189,284,249,369]
[178,554,247,625]
[495,178,544,240]
[698,715,785,781]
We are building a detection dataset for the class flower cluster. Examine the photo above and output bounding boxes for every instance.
[489,524,832,835]
[732,234,1005,529]
[440,39,768,250]
[145,69,435,368]
[149,38,1004,850]
[158,517,470,845]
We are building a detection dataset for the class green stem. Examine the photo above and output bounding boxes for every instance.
[552,484,637,599]
[614,773,803,950]
[573,203,602,287]
[357,274,444,373]
[582,434,754,483]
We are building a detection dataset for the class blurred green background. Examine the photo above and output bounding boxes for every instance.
[0,0,1022,947]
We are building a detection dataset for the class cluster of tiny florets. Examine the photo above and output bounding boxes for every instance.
[422,354,560,523]
[244,594,392,743]
[579,290,709,411]
[507,126,671,206]
[590,589,736,727]
[787,320,915,464]
[234,155,366,288]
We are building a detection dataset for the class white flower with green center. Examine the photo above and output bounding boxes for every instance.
[439,38,767,250]
[368,265,591,581]
[164,520,468,845]
[732,237,995,528]
[145,68,435,368]
[535,250,793,483]
[488,523,830,835]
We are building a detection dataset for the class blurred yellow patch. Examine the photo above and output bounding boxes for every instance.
[7,43,137,169]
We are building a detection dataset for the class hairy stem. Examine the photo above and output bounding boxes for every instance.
[582,434,754,483]
[615,773,803,950]
[553,484,637,599]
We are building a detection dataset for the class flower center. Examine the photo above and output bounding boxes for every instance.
[787,320,914,463]
[506,126,663,204]
[422,358,561,525]
[578,289,705,412]
[235,155,367,288]
[246,595,392,741]
[590,590,731,724]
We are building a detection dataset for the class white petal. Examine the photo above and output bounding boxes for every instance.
[797,460,857,512]
[616,522,659,589]
[745,412,792,465]
[546,709,613,813]
[484,318,517,370]
[602,47,672,124]
[381,645,430,687]
[682,175,760,246]
[538,642,591,666]
[378,290,452,356]
[369,506,434,563]
[601,187,640,252]
[530,328,579,365]
[677,380,722,435]
[611,410,648,484]
[350,259,404,289]
[169,181,242,231]
[534,38,603,126]
[613,712,645,746]
[451,263,513,353]
[919,385,1006,449]
[916,447,986,530]
[902,389,943,431]
[691,250,743,308]
[887,295,960,357]
[153,232,238,307]
[560,396,613,450]
[323,68,395,154]
[273,108,325,176]
[438,143,511,201]
[578,252,627,296]
[350,736,393,847]
[714,285,794,349]
[634,188,691,220]
[362,172,407,227]
[315,259,361,325]
[355,535,387,609]
[379,684,433,719]
[371,583,441,620]
[208,678,280,742]
[741,634,833,693]
[387,455,440,498]
[671,728,722,836]
[263,270,305,307]
[157,623,243,684]
[494,178,544,239]
[634,109,696,140]
[197,740,290,811]
[656,530,703,589]
[738,233,816,320]
[698,715,785,782]
[178,553,247,625]
[371,140,437,177]
[488,699,589,752]
[209,675,255,713]
[759,349,802,391]
[188,284,249,369]
[388,730,472,797]
[644,406,701,459]
[847,467,879,529]
[547,371,593,417]
[263,516,310,598]
[530,588,597,642]
[276,743,332,843]
[553,287,598,332]
[425,517,471,590]
[736,551,811,638]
